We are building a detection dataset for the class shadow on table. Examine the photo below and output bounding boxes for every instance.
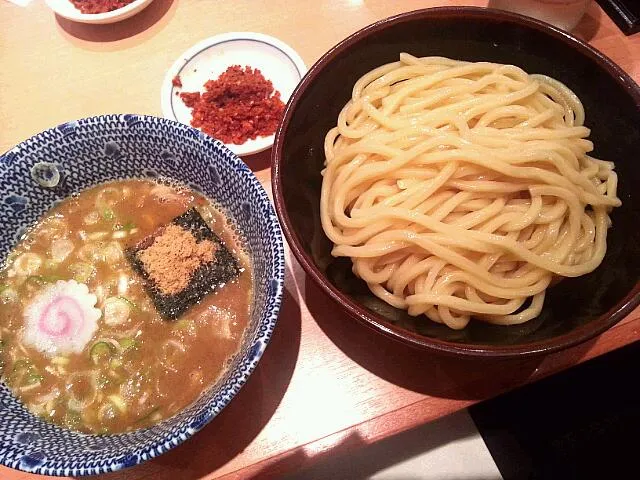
[55,0,176,48]
[92,268,302,480]
[249,411,487,480]
[304,276,596,401]
[246,430,370,480]
[242,148,273,174]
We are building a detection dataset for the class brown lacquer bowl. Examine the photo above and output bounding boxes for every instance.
[272,7,640,357]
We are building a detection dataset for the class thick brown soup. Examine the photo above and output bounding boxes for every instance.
[0,180,252,434]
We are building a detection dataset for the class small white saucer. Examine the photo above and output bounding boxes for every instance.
[45,0,155,24]
[161,32,307,157]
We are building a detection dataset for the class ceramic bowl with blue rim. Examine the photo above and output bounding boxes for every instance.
[0,114,285,476]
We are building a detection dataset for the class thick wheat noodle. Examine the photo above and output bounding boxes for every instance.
[320,53,621,329]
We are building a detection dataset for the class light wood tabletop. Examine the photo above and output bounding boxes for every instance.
[1,1,639,479]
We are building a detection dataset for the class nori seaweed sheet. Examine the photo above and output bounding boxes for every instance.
[126,208,240,320]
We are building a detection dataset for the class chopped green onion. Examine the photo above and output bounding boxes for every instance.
[12,359,31,373]
[90,341,116,364]
[173,319,190,331]
[26,372,44,385]
[109,357,123,369]
[114,221,136,232]
[51,356,70,366]
[43,259,59,270]
[118,338,138,352]
[102,242,124,265]
[4,251,18,266]
[107,394,127,413]
[13,253,43,276]
[98,401,117,423]
[84,211,100,226]
[9,360,43,388]
[68,262,95,283]
[101,208,115,221]
[27,275,64,286]
[103,297,132,325]
[0,285,17,303]
[63,410,82,430]
[96,374,111,389]
[50,238,74,263]
[117,296,137,310]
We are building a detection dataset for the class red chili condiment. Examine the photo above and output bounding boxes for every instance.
[71,0,135,14]
[180,65,286,145]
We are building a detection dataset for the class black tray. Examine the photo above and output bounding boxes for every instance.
[597,0,640,35]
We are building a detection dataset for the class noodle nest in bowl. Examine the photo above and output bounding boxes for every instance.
[320,53,621,330]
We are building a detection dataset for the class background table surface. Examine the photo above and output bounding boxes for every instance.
[0,1,639,479]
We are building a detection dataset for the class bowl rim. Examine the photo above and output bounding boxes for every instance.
[272,6,640,358]
[44,0,154,24]
[0,114,286,475]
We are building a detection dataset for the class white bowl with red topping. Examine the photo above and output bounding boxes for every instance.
[161,32,307,157]
[44,0,155,24]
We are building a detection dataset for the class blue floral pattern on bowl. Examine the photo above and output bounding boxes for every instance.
[0,115,285,476]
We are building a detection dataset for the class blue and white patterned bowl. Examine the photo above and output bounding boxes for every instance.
[0,115,285,476]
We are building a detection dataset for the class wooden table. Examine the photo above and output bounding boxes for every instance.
[1,1,639,479]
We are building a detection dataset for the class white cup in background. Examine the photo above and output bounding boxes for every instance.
[488,0,591,31]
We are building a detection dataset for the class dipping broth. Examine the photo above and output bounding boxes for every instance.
[0,180,252,434]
